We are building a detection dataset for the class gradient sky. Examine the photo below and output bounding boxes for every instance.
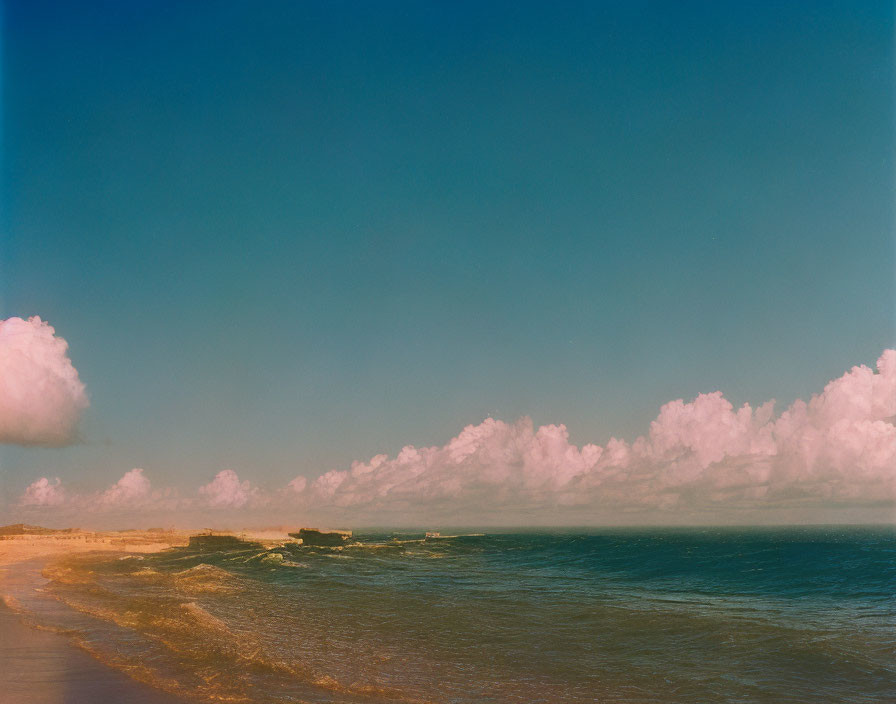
[1,1,894,507]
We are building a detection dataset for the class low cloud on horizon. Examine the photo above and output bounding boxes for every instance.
[10,349,895,526]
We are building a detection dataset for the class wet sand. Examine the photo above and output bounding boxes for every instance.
[0,531,194,704]
[0,601,191,704]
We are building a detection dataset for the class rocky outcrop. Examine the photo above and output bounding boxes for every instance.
[288,528,352,546]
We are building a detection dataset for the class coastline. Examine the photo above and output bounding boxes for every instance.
[0,532,194,704]
[0,600,192,704]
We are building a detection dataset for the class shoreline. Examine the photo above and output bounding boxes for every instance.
[0,600,192,704]
[0,532,195,704]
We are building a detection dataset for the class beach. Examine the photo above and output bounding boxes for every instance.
[0,601,190,704]
[0,532,193,704]
[1,527,894,703]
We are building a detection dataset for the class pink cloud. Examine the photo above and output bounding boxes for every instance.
[286,476,307,493]
[18,469,181,516]
[289,350,896,516]
[100,468,152,506]
[0,317,88,446]
[20,477,66,507]
[198,470,256,509]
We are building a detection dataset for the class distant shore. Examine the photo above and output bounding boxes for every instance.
[0,531,194,704]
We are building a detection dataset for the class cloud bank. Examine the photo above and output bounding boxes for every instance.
[0,317,88,446]
[20,469,180,518]
[18,469,261,516]
[11,350,896,524]
[288,350,895,520]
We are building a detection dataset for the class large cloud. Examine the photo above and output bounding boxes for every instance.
[0,317,88,446]
[288,350,896,518]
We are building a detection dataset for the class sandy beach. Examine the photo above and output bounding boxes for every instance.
[0,529,190,565]
[0,531,193,704]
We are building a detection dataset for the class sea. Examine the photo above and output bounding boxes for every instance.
[5,527,895,703]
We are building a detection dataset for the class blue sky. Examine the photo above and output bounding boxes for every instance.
[1,1,893,503]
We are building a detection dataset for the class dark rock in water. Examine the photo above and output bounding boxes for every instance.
[288,528,352,547]
[188,534,259,551]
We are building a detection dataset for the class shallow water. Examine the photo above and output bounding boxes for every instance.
[8,527,896,703]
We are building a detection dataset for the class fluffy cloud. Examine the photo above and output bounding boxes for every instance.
[19,469,180,516]
[20,477,66,507]
[198,470,256,509]
[0,317,88,446]
[286,476,307,493]
[288,350,896,517]
[100,468,152,506]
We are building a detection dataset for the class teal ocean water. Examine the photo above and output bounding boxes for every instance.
[10,527,896,703]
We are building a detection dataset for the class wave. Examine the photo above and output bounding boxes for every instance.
[20,552,428,704]
[173,563,243,594]
[7,530,893,704]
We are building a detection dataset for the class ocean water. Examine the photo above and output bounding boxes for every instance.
[8,527,896,703]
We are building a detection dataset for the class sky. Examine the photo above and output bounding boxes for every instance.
[1,1,894,527]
